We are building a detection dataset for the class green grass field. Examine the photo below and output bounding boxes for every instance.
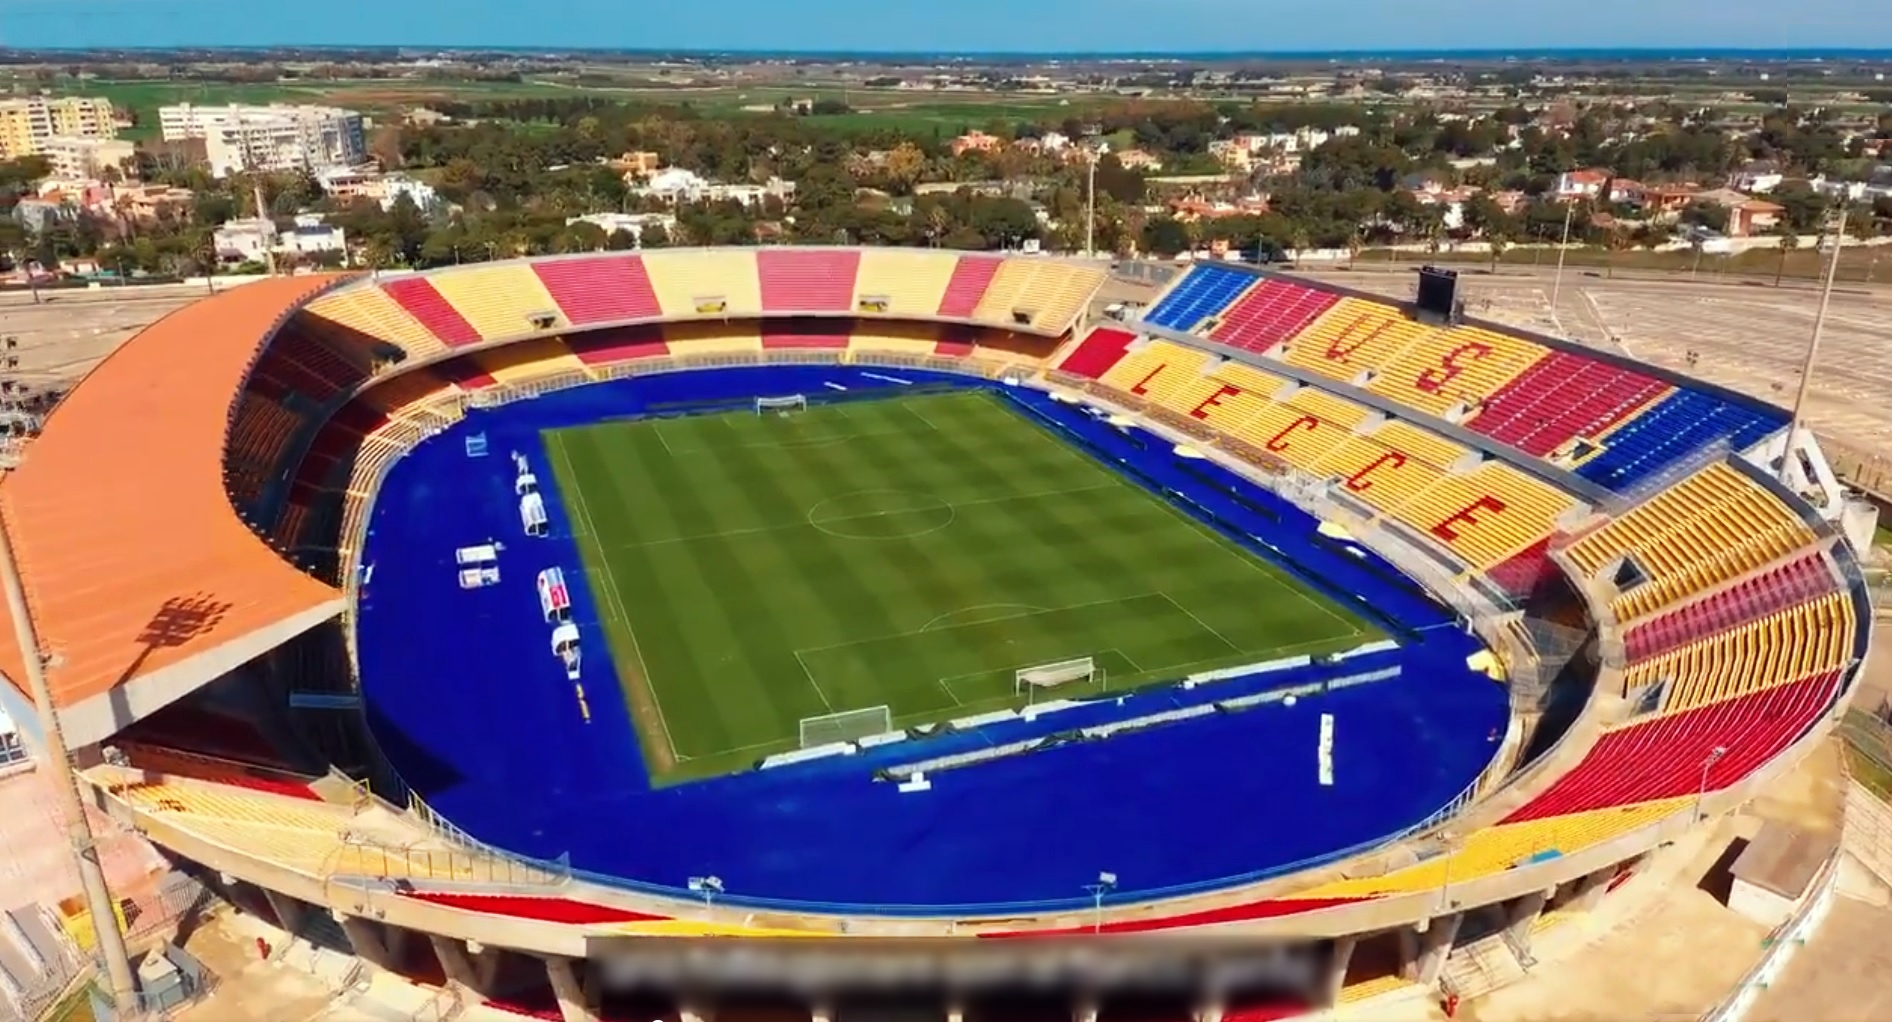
[545,390,1374,783]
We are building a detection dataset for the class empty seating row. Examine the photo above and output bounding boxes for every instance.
[1143,262,1257,332]
[970,260,1110,332]
[1279,299,1432,382]
[757,248,860,312]
[1576,388,1787,493]
[1507,668,1842,822]
[1055,326,1138,379]
[1623,593,1853,715]
[1623,552,1835,663]
[1289,797,1691,899]
[1365,324,1548,419]
[1566,461,1815,621]
[1467,351,1671,457]
[531,254,663,325]
[1206,278,1338,353]
[1090,339,1574,572]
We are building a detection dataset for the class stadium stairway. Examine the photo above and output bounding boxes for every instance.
[531,254,664,325]
[1142,263,1256,333]
[1575,389,1787,492]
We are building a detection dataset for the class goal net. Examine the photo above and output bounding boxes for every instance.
[1015,656,1103,700]
[756,394,809,416]
[798,705,892,748]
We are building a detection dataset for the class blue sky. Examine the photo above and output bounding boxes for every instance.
[3,0,1891,52]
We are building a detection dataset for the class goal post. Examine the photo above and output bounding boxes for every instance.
[1015,656,1103,701]
[798,705,892,748]
[756,394,809,416]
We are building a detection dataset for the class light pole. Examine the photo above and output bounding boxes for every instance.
[1694,745,1729,823]
[0,445,140,1013]
[1779,206,1848,488]
[1084,145,1098,260]
[1084,871,1117,934]
[1548,200,1576,315]
[687,875,723,916]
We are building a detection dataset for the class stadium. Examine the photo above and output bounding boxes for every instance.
[0,247,1874,1022]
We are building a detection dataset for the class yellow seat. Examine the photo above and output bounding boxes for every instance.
[1289,797,1691,898]
[662,321,763,355]
[1281,300,1431,383]
[470,338,589,384]
[302,287,447,360]
[1567,462,1816,621]
[1630,594,1854,713]
[644,250,764,317]
[1098,341,1211,405]
[1366,419,1472,469]
[428,264,563,341]
[969,261,1109,332]
[1284,386,1372,429]
[1313,437,1447,514]
[1394,462,1573,569]
[853,249,962,317]
[1367,325,1550,417]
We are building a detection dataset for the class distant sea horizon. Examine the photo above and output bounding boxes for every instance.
[6,44,1892,62]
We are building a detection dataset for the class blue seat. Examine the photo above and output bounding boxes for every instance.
[1143,264,1254,333]
[1577,389,1786,492]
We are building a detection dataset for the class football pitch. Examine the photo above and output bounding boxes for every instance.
[543,389,1376,783]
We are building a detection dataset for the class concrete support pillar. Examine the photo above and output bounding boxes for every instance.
[1324,935,1359,1008]
[1572,868,1614,912]
[261,889,306,936]
[678,1004,708,1022]
[545,956,597,1022]
[1074,997,1100,1022]
[1503,890,1550,963]
[1404,912,1462,987]
[336,915,397,972]
[1194,995,1225,1022]
[471,943,505,993]
[384,924,411,971]
[429,935,486,998]
[809,1001,834,1022]
[945,1000,966,1022]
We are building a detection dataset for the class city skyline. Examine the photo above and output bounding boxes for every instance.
[5,0,1892,53]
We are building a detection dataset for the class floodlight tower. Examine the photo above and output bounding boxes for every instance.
[0,378,140,1014]
[1779,206,1847,488]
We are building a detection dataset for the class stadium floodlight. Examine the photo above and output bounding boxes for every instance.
[688,875,724,912]
[1084,871,1118,933]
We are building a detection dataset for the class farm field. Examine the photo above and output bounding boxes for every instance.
[544,388,1374,783]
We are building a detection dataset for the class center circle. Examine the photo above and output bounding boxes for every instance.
[805,488,956,540]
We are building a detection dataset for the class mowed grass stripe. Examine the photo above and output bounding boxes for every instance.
[545,390,1376,784]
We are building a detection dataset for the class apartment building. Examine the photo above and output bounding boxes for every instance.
[39,136,136,180]
[0,96,117,159]
[159,103,366,178]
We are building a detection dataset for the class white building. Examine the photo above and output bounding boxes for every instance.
[213,213,347,266]
[631,169,796,208]
[160,103,366,178]
[566,212,678,242]
[316,167,442,213]
[38,136,135,181]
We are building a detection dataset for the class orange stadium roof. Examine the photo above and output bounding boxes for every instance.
[0,275,346,746]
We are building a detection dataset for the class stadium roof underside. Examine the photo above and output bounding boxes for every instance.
[0,276,345,748]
